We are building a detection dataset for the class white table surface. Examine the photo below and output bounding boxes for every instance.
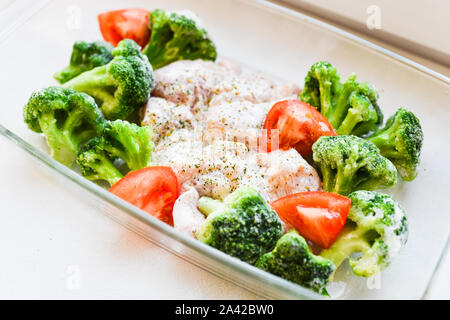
[0,137,257,299]
[0,0,448,300]
[279,0,450,68]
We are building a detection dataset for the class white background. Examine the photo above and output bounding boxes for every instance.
[279,0,450,70]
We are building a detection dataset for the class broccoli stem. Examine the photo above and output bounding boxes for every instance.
[55,64,86,84]
[62,107,95,148]
[319,163,336,192]
[367,129,400,159]
[62,108,101,156]
[111,133,143,171]
[54,66,76,83]
[320,226,369,272]
[337,107,362,135]
[318,79,334,119]
[76,128,100,147]
[84,154,123,186]
[341,91,378,136]
[304,89,320,109]
[63,66,116,112]
[197,197,224,216]
[39,113,76,165]
[99,166,123,186]
[144,47,173,70]
[328,75,356,127]
[333,164,357,195]
[63,108,84,132]
[64,65,110,88]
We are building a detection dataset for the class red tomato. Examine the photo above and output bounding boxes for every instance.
[98,9,150,47]
[109,167,178,226]
[262,100,336,156]
[271,192,350,249]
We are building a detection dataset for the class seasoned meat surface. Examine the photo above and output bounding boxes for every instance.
[144,59,319,202]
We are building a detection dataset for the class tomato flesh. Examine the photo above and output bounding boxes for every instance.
[271,191,350,249]
[109,166,178,226]
[98,9,150,47]
[262,99,336,156]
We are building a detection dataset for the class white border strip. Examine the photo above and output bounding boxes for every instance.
[252,0,449,84]
[0,0,51,43]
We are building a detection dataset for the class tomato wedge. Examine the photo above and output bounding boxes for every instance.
[262,99,336,156]
[271,192,350,249]
[109,166,179,226]
[98,9,150,47]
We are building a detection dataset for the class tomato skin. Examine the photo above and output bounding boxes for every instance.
[262,100,336,156]
[109,166,179,226]
[98,9,150,47]
[271,192,350,249]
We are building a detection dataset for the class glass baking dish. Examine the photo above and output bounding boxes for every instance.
[0,0,448,299]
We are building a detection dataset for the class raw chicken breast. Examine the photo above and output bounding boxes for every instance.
[203,100,271,149]
[249,149,322,201]
[153,59,300,110]
[141,97,197,143]
[152,60,235,111]
[153,129,321,202]
[209,72,301,106]
[172,186,205,238]
[149,59,318,203]
[153,134,252,199]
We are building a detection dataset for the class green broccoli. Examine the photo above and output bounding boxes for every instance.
[300,61,383,136]
[23,86,105,166]
[76,137,123,185]
[64,39,154,120]
[301,61,341,116]
[335,76,383,136]
[142,9,217,69]
[320,191,408,277]
[54,40,113,84]
[196,187,283,264]
[367,108,424,181]
[256,230,335,295]
[312,135,398,195]
[76,120,154,186]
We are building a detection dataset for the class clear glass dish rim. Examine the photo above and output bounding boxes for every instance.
[0,0,448,300]
[0,124,326,300]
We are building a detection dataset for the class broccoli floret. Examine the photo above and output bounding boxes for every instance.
[77,120,154,185]
[301,61,383,136]
[320,191,408,277]
[256,230,335,295]
[301,61,341,115]
[64,39,154,120]
[54,40,114,84]
[142,9,217,69]
[196,187,283,264]
[367,108,424,181]
[334,76,383,136]
[76,137,123,185]
[312,135,398,195]
[23,86,105,166]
